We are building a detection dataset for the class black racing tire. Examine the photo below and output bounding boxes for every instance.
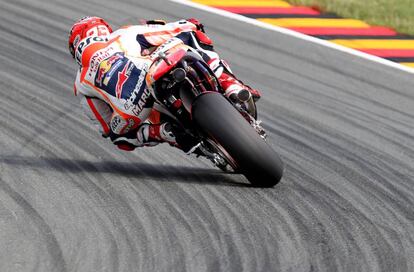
[192,92,283,187]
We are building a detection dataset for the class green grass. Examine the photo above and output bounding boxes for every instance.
[288,0,414,35]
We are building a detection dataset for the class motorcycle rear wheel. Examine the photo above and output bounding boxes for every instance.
[192,92,284,187]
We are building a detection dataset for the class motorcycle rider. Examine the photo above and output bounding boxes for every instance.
[69,16,261,152]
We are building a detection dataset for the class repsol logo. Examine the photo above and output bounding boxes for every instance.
[75,36,108,64]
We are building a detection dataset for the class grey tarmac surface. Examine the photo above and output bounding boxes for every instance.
[0,0,413,271]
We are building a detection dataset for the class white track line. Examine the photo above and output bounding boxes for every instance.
[170,0,414,74]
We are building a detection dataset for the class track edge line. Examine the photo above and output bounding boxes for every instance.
[170,0,414,75]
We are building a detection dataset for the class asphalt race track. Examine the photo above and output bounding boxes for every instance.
[1,0,414,271]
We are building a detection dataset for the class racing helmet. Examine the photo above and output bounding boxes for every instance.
[68,16,112,58]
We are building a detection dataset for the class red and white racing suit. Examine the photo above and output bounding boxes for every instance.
[74,19,258,151]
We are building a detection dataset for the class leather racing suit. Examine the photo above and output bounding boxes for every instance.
[73,19,258,152]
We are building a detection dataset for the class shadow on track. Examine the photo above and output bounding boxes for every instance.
[0,155,249,187]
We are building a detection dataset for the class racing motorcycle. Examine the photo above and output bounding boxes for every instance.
[145,38,283,187]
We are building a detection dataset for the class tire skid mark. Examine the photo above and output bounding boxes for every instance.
[0,179,67,272]
[1,0,414,271]
[256,101,414,271]
[265,116,414,208]
[0,126,151,271]
[214,33,414,100]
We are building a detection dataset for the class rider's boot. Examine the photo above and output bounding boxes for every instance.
[137,122,203,154]
[137,122,177,147]
[217,72,261,103]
